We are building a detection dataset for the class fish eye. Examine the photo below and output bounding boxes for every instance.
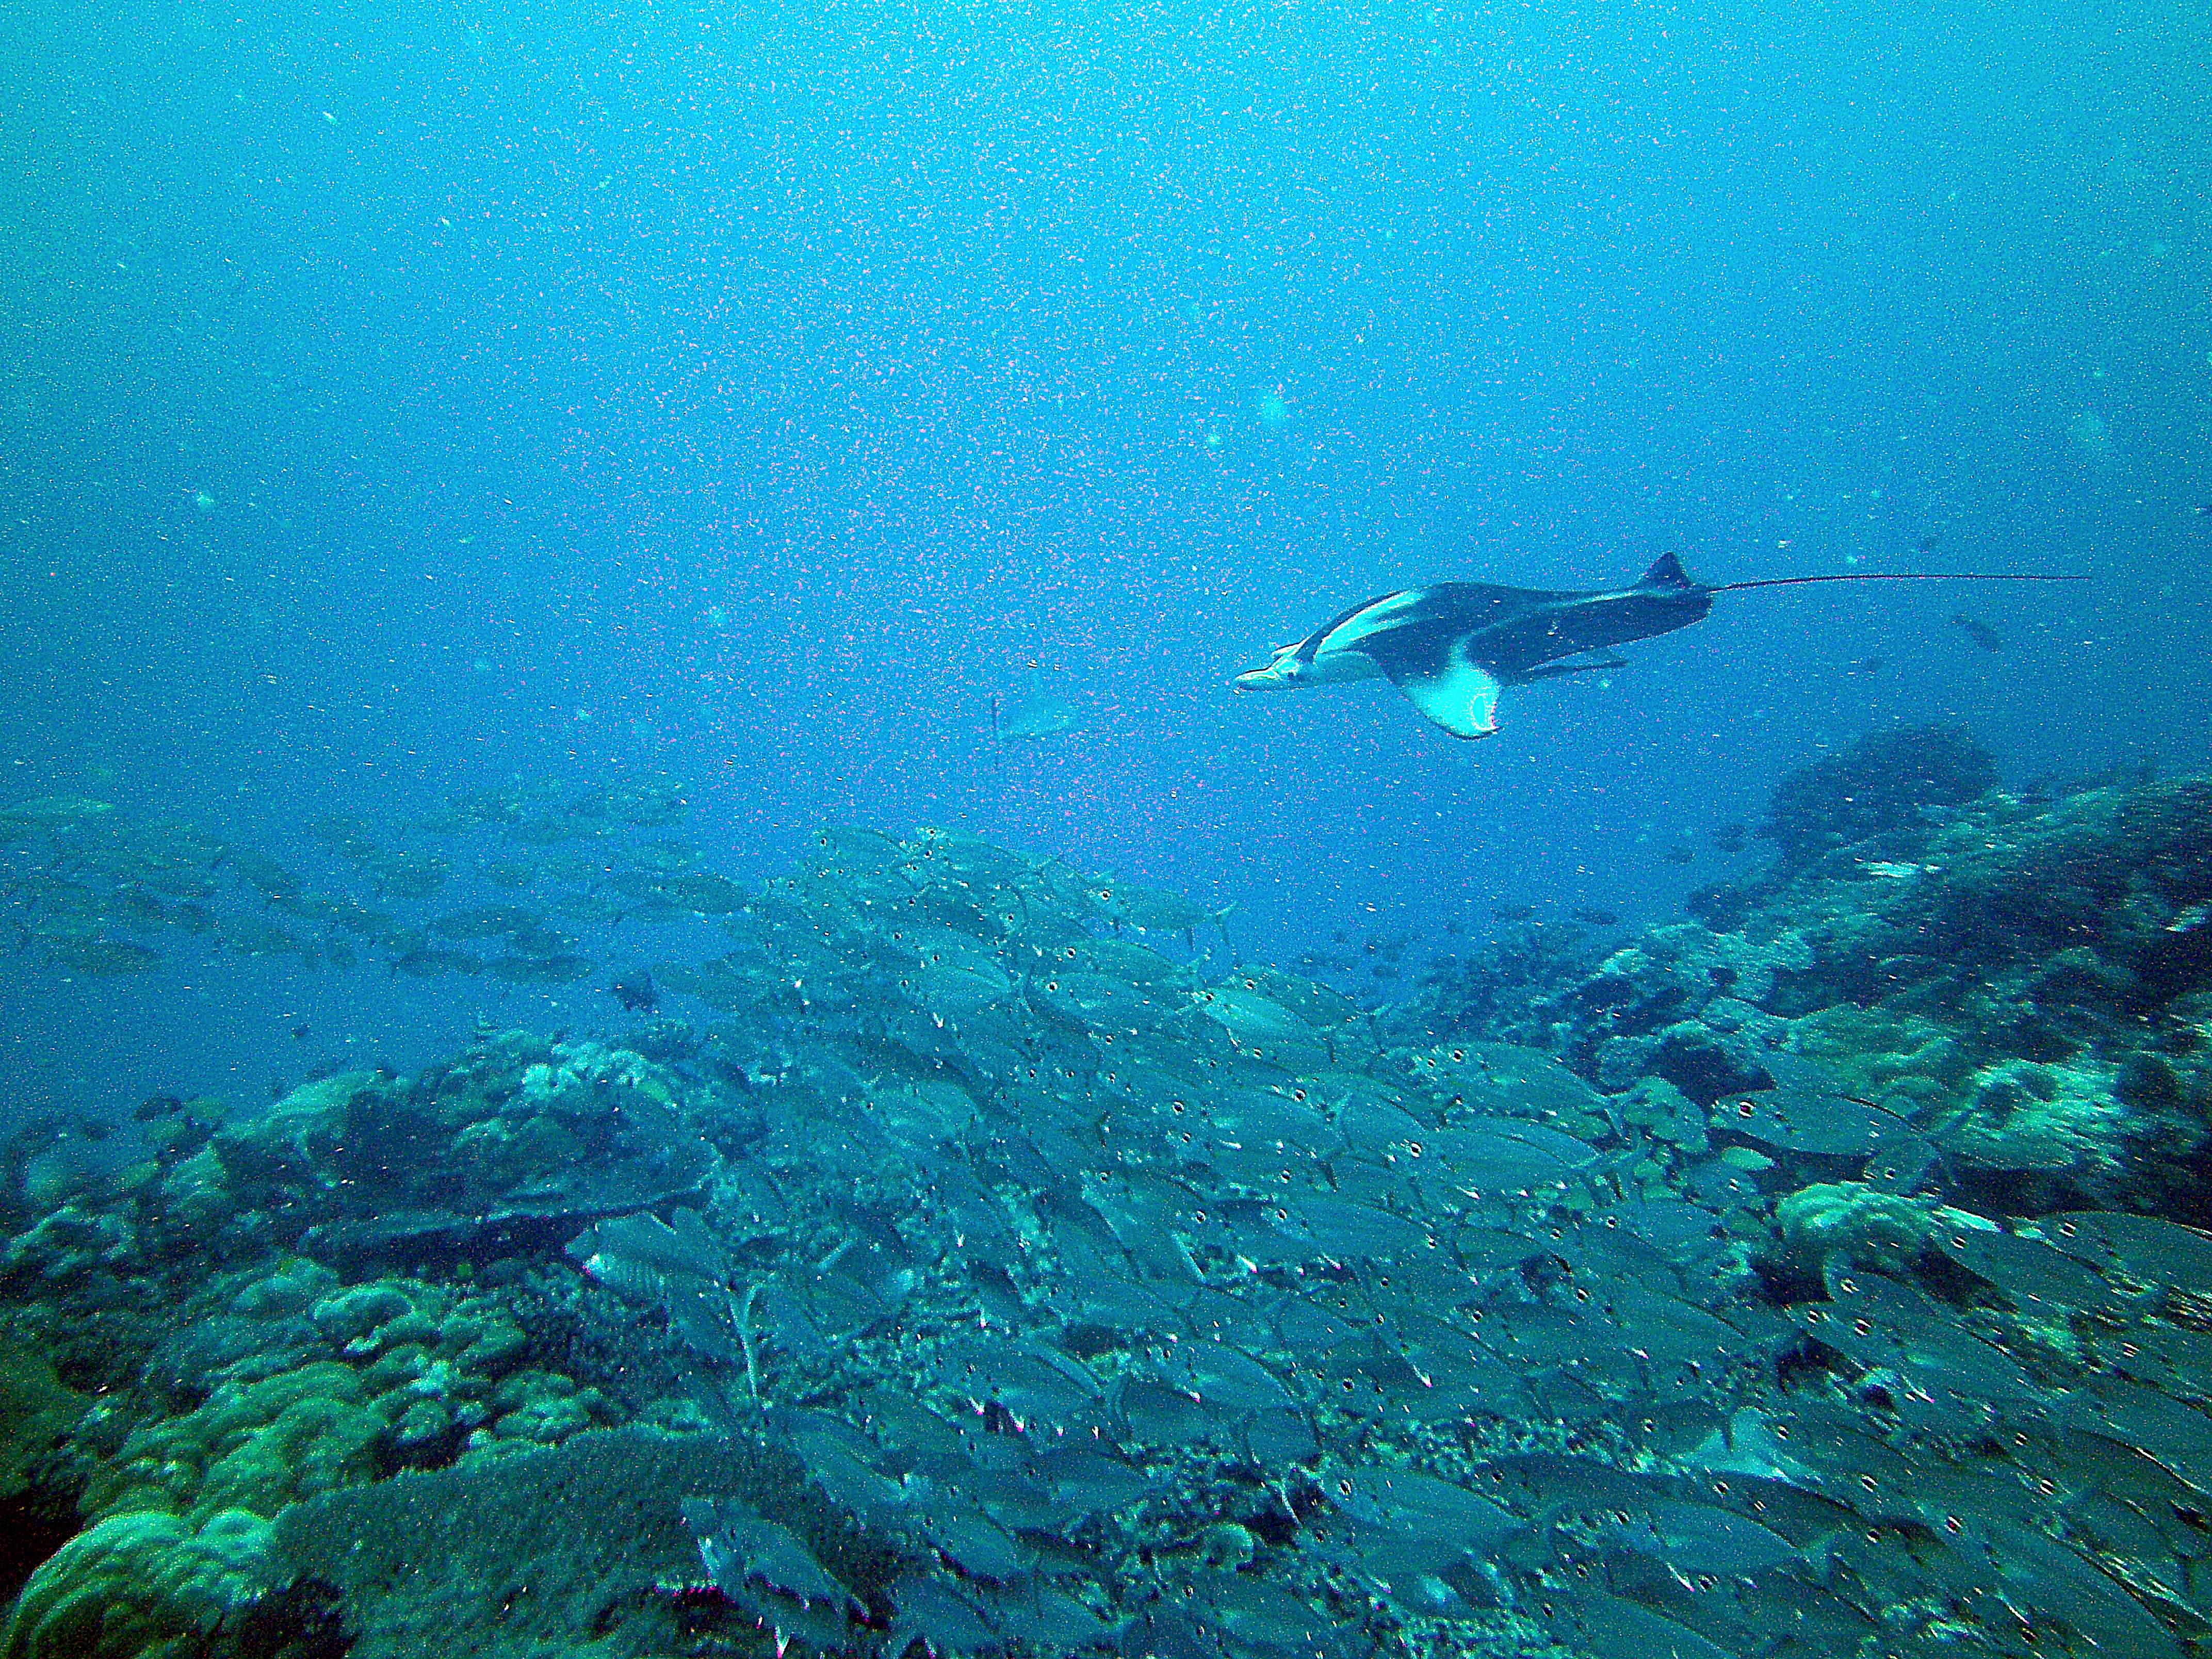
[1406,1141,1423,1158]
[2059,1221,2077,1237]
[1291,1088,1307,1102]
[1337,1478,1354,1495]
[1852,1318,1874,1337]
[1944,1515,1964,1534]
[1449,1049,1465,1063]
[1171,1100,1185,1113]
[1736,1100,1757,1117]
[1063,946,1077,959]
[1046,981,1060,991]
[1838,1277,1858,1293]
[1859,1474,1879,1492]
[1242,978,1258,990]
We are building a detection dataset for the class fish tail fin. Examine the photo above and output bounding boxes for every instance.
[1636,552,1699,592]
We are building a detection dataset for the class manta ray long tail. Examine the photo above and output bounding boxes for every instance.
[1713,572,2088,594]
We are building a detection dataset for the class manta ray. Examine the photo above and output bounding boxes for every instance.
[1233,554,2077,739]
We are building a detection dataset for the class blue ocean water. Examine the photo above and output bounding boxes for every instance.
[5,0,2204,1120]
[0,10,2197,1115]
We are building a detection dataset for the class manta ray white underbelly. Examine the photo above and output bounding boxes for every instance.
[1235,592,1510,738]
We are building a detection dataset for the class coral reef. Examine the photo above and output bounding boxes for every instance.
[266,1427,790,1658]
[1754,723,1997,869]
[0,1509,268,1659]
[79,1270,598,1525]
[1771,1181,1944,1278]
[1393,728,2212,1220]
[84,1361,388,1523]
[0,1338,86,1506]
[0,1331,88,1612]
[213,1037,714,1265]
[8,782,2212,1659]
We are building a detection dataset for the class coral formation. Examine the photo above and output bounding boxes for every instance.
[1772,1181,1944,1277]
[83,1361,388,1523]
[214,1038,713,1264]
[78,1270,594,1525]
[0,1339,85,1505]
[1754,723,1997,868]
[0,1331,88,1613]
[0,1509,268,1659]
[266,1426,788,1657]
[8,769,2212,1659]
[1395,727,2212,1219]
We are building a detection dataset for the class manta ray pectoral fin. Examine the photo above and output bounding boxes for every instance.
[1516,652,1628,682]
[1380,654,1504,739]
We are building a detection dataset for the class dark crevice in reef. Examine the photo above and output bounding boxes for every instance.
[0,1486,81,1613]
